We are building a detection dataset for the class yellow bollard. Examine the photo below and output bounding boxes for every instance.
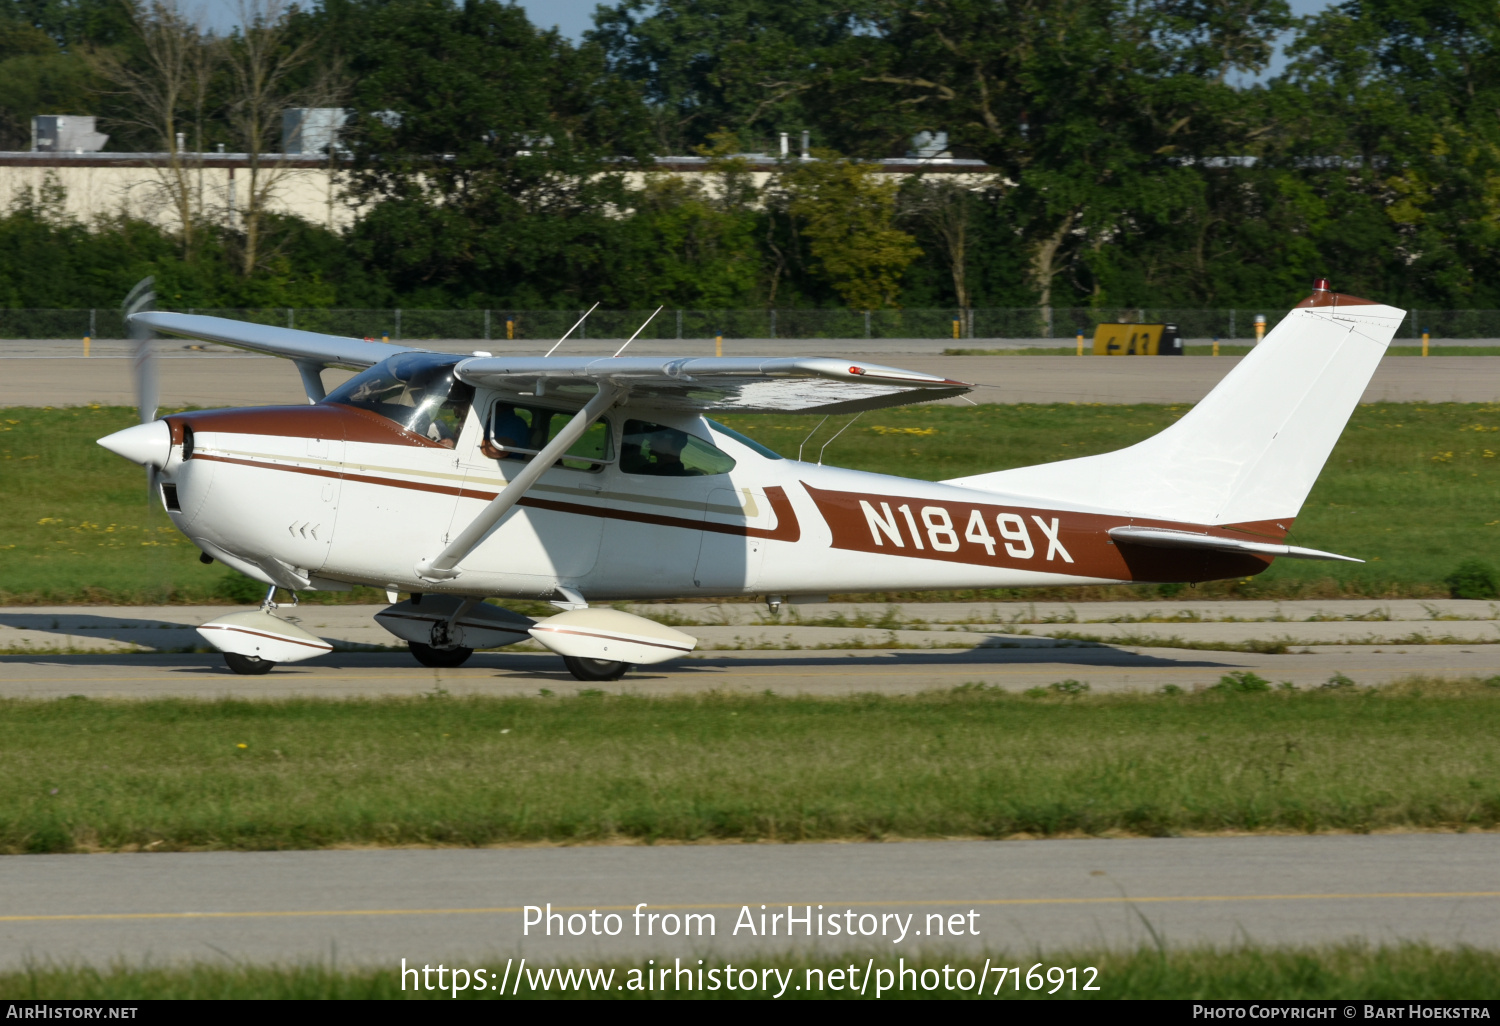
[1213,338,1220,357]
[382,334,389,343]
[507,319,515,341]
[952,319,960,340]
[1422,331,1430,357]
[1076,333,1084,356]
[1254,314,1266,344]
[716,334,723,357]
[83,336,90,358]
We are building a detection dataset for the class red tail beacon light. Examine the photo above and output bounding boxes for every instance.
[1312,277,1331,293]
[848,365,865,375]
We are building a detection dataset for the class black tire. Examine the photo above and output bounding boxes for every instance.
[224,652,275,675]
[409,641,474,668]
[562,656,630,682]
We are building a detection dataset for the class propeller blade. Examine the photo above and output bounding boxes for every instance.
[122,277,159,497]
[123,276,158,424]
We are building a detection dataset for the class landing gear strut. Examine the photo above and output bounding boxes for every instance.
[409,641,473,668]
[562,656,630,682]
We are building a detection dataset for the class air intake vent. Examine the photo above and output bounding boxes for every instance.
[161,483,181,513]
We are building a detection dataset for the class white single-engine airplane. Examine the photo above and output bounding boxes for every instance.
[97,279,1403,680]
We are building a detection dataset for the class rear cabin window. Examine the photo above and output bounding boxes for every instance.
[621,420,736,477]
[323,353,475,447]
[483,402,612,472]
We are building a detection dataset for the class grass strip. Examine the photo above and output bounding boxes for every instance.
[3,943,1496,999]
[2,679,1498,853]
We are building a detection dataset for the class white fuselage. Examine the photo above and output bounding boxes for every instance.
[155,388,1271,601]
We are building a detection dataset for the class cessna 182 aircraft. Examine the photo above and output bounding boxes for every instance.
[97,279,1404,679]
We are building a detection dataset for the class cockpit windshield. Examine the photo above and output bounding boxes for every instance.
[323,353,476,447]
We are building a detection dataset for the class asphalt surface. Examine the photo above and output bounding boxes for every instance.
[3,836,1497,969]
[3,351,1498,407]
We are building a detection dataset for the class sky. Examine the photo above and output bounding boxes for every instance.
[202,0,1339,78]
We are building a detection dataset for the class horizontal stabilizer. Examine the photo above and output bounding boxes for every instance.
[1108,526,1363,563]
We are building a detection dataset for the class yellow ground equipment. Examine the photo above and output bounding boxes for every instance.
[1092,323,1183,356]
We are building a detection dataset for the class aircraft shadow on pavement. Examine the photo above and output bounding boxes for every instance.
[0,642,1242,677]
[0,611,203,651]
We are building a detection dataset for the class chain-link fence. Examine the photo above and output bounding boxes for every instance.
[0,305,1482,341]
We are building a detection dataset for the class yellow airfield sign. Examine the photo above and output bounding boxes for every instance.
[1092,323,1183,356]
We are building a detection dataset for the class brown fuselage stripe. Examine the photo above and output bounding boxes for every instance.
[802,482,1278,584]
[166,404,448,449]
[531,625,693,652]
[199,624,333,650]
[190,453,801,541]
[187,451,1281,584]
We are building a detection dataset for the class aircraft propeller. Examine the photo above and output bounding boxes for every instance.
[122,276,159,495]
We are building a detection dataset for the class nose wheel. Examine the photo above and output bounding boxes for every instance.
[224,652,276,675]
[408,641,474,668]
[562,656,630,682]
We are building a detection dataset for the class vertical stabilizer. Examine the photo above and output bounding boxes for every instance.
[945,287,1406,526]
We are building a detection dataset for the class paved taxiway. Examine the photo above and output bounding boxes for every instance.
[3,350,1497,407]
[1,599,1493,697]
[3,836,1497,967]
[3,645,1497,698]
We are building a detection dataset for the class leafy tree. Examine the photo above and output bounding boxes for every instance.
[779,154,921,309]
[590,0,861,154]
[0,15,102,149]
[307,0,650,306]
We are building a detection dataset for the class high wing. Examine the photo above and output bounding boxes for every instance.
[128,311,972,413]
[454,356,971,414]
[130,311,421,370]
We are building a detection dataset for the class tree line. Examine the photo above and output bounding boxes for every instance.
[2,0,1498,313]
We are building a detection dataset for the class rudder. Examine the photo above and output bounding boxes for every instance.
[945,285,1406,527]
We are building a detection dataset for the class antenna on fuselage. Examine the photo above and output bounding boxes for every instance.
[544,302,600,358]
[817,412,863,465]
[797,416,830,462]
[612,305,665,358]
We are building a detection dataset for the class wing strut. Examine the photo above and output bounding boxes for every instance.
[414,385,625,583]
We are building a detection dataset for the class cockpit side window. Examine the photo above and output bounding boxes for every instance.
[621,420,736,477]
[323,353,475,447]
[481,401,613,472]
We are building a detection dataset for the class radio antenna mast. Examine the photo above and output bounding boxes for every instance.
[544,302,600,358]
[613,306,664,357]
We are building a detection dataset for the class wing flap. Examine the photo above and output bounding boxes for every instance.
[1108,526,1363,563]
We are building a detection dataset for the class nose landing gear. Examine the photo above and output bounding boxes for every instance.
[562,656,631,682]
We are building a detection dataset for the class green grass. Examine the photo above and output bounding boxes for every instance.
[3,402,1497,602]
[3,943,1496,998]
[3,680,1498,853]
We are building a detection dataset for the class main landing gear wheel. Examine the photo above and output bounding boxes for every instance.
[224,652,276,675]
[409,641,474,668]
[562,656,631,682]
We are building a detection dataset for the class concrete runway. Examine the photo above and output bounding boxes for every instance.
[3,836,1497,969]
[3,351,1497,407]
